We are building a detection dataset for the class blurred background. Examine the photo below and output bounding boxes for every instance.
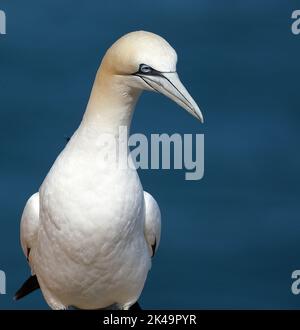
[0,0,300,309]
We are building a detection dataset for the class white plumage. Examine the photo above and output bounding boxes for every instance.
[19,31,202,309]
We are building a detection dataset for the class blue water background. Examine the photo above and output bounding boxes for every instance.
[0,0,300,309]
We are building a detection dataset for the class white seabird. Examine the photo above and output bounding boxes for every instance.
[15,31,203,310]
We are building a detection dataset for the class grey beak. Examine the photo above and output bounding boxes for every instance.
[138,72,203,123]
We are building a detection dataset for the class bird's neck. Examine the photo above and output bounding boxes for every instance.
[79,70,141,138]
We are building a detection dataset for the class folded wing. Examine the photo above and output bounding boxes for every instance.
[143,191,161,258]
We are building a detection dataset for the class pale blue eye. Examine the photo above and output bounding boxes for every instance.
[140,64,152,74]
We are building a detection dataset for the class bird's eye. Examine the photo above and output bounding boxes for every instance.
[140,64,152,74]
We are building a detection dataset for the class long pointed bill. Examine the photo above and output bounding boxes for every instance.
[139,72,203,123]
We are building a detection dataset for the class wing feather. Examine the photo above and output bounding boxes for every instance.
[20,193,40,262]
[143,191,161,257]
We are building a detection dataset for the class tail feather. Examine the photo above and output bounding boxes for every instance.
[14,275,40,301]
[14,275,143,310]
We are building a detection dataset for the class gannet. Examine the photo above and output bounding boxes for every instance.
[15,31,203,310]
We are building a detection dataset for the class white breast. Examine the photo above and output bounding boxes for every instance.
[32,132,151,309]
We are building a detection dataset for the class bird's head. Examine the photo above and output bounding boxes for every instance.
[100,31,203,123]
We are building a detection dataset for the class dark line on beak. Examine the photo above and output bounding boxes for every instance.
[139,76,160,93]
[158,73,194,110]
[143,75,195,113]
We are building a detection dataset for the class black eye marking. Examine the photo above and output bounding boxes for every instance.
[132,63,176,76]
[133,64,161,76]
[140,64,152,74]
